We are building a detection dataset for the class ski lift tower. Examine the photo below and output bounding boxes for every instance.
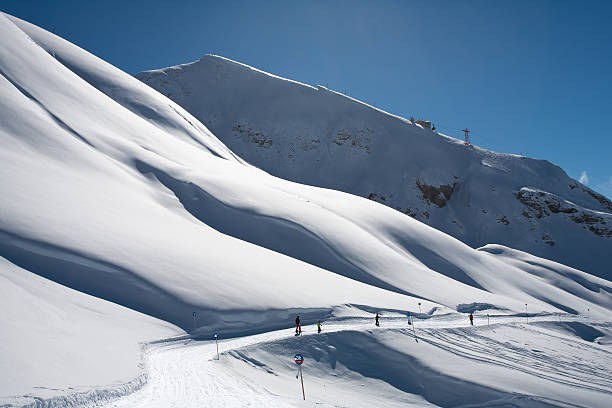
[463,128,471,145]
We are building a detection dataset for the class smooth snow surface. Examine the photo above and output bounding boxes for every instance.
[137,54,612,279]
[1,12,612,406]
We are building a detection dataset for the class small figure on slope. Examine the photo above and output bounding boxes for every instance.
[317,320,322,333]
[375,313,380,327]
[295,315,302,335]
[469,313,474,326]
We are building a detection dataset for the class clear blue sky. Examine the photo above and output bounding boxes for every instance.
[3,0,611,197]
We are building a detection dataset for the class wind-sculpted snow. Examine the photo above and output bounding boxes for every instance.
[0,12,431,327]
[2,12,612,404]
[479,245,612,311]
[2,8,611,340]
[138,54,611,279]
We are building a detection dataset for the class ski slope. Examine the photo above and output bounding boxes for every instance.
[91,314,612,408]
[137,54,612,279]
[1,12,611,406]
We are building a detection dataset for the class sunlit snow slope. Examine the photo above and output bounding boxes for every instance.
[1,12,612,403]
[137,55,612,279]
[2,11,612,334]
[0,257,180,405]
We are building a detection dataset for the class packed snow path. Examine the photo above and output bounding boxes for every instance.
[91,314,612,408]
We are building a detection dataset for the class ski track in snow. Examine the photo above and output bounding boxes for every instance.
[83,315,612,408]
[421,326,612,393]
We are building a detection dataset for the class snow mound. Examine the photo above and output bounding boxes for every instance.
[478,244,612,312]
[533,321,606,343]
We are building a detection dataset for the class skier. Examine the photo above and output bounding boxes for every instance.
[407,312,412,325]
[375,313,380,327]
[469,313,474,326]
[317,320,322,333]
[295,315,302,335]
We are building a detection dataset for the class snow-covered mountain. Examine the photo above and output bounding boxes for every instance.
[2,13,612,406]
[136,55,611,279]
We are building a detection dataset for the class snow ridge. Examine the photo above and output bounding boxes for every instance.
[20,375,147,408]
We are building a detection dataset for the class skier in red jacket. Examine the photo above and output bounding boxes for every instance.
[469,313,474,326]
[295,315,302,335]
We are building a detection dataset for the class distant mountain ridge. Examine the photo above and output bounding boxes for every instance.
[137,55,611,279]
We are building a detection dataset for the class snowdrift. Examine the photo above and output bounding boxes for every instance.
[137,54,612,279]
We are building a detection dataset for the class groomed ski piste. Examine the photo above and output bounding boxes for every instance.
[1,11,611,408]
[47,312,612,408]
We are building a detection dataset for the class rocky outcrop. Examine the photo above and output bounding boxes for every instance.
[517,188,612,238]
[232,124,272,147]
[416,181,456,208]
[332,128,372,154]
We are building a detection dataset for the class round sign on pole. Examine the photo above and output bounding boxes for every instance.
[294,353,306,400]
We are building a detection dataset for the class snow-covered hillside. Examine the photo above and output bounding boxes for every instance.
[0,257,180,406]
[137,55,612,279]
[2,12,612,406]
